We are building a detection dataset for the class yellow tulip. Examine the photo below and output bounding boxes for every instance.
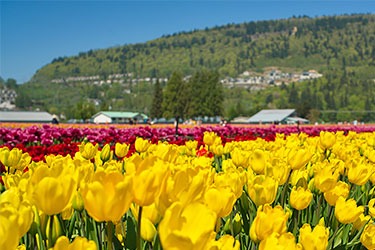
[211,143,224,156]
[249,149,267,174]
[299,218,329,250]
[319,131,336,149]
[132,157,166,207]
[31,165,76,216]
[205,187,236,218]
[0,209,20,250]
[335,197,364,224]
[353,213,371,231]
[247,175,278,207]
[0,189,35,250]
[78,142,98,160]
[250,204,289,242]
[72,190,84,212]
[314,162,339,193]
[100,144,112,163]
[266,157,290,185]
[323,181,350,206]
[288,148,312,170]
[360,223,375,250]
[203,131,218,146]
[115,142,129,158]
[368,198,375,217]
[231,148,249,168]
[259,232,302,250]
[140,218,157,242]
[290,186,313,210]
[347,159,373,186]
[135,137,151,153]
[81,170,133,222]
[52,236,97,250]
[0,147,22,168]
[206,234,240,250]
[158,201,217,250]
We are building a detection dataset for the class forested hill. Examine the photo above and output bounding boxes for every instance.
[17,14,375,122]
[32,14,374,81]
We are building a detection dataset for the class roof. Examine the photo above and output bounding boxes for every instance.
[247,109,296,123]
[0,111,53,122]
[92,111,148,119]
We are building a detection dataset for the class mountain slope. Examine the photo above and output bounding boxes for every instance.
[18,14,375,122]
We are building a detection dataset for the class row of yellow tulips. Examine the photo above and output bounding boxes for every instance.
[1,130,375,249]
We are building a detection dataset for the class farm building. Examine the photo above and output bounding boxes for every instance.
[92,111,148,124]
[0,111,54,123]
[247,109,309,124]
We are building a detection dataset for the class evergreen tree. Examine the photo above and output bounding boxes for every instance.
[162,71,186,119]
[150,79,163,119]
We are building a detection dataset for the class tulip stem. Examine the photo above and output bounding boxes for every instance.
[137,206,143,250]
[107,221,114,250]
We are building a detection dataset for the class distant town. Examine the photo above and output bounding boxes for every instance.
[1,68,322,110]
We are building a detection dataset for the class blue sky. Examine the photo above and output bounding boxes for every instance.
[1,0,374,83]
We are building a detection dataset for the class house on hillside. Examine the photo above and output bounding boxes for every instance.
[0,111,53,123]
[92,111,148,124]
[247,109,309,124]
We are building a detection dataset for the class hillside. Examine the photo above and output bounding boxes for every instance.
[17,14,375,122]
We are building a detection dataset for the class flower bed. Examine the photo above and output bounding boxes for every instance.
[1,124,375,249]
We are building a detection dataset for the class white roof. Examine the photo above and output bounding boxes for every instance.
[0,111,53,122]
[247,109,296,123]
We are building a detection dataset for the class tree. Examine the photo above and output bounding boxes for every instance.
[185,70,224,118]
[150,79,163,119]
[15,90,32,109]
[162,71,187,119]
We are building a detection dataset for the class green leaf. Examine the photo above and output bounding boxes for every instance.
[125,216,137,250]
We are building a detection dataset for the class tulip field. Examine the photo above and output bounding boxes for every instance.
[1,123,375,250]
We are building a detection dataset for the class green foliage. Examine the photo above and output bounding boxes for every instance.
[150,79,163,119]
[162,71,186,119]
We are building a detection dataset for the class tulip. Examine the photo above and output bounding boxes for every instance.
[352,213,371,231]
[158,201,217,249]
[313,161,339,193]
[135,137,151,153]
[0,189,35,250]
[78,142,98,160]
[52,236,97,250]
[250,204,289,242]
[323,181,350,206]
[206,234,240,250]
[132,157,166,207]
[368,198,375,217]
[100,144,112,163]
[72,190,84,212]
[205,186,236,218]
[249,149,268,174]
[247,175,278,207]
[203,131,218,147]
[290,186,313,210]
[360,223,375,250]
[319,131,336,149]
[31,165,76,216]
[0,147,22,168]
[115,142,129,158]
[266,157,290,185]
[298,218,329,250]
[81,170,133,222]
[259,232,302,250]
[347,159,373,186]
[231,148,249,168]
[288,148,312,170]
[335,197,364,224]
